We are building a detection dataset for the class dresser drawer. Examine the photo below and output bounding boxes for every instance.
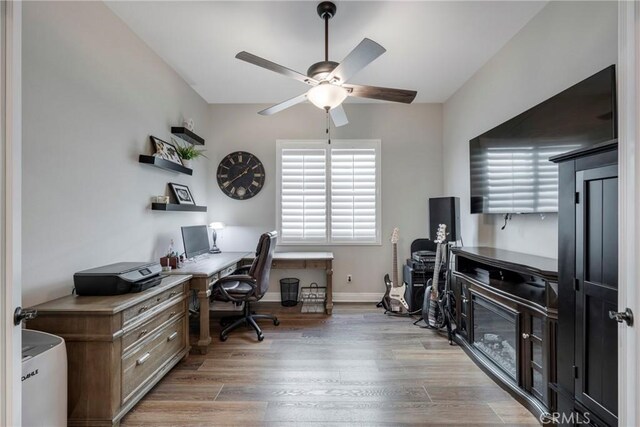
[122,299,185,353]
[122,316,186,402]
[123,283,184,325]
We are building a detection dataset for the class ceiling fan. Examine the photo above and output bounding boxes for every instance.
[235,1,417,127]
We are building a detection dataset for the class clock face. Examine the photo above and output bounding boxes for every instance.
[216,151,265,200]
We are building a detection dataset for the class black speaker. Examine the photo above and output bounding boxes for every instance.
[403,264,427,312]
[429,197,460,242]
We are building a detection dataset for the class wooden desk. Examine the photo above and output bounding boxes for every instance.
[28,275,192,426]
[245,252,335,315]
[166,252,251,353]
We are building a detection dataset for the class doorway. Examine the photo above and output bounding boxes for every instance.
[0,1,21,426]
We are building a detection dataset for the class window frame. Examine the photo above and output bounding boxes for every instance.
[276,139,382,246]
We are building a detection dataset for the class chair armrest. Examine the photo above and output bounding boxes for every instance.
[212,275,258,302]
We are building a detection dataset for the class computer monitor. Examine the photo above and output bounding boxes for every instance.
[181,225,210,259]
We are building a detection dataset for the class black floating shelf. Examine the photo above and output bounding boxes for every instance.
[139,155,193,175]
[151,203,207,212]
[171,127,205,146]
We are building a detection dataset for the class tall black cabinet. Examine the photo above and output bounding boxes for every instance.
[551,140,618,426]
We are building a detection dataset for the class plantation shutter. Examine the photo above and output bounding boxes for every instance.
[330,146,378,243]
[280,148,327,243]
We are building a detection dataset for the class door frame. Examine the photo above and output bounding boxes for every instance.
[617,1,639,425]
[0,1,21,426]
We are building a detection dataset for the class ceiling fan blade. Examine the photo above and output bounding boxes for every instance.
[236,51,318,86]
[344,84,417,104]
[258,93,308,116]
[329,105,349,127]
[327,38,386,84]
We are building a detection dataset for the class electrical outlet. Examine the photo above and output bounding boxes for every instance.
[347,275,352,283]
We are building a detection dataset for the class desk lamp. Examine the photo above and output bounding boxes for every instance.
[209,222,225,254]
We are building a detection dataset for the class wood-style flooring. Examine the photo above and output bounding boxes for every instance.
[121,303,539,426]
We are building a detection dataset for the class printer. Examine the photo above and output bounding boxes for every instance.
[73,262,163,296]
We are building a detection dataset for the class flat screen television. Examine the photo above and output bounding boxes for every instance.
[469,65,616,214]
[181,225,210,259]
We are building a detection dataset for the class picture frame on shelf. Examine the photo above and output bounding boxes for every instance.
[168,182,195,205]
[151,135,183,166]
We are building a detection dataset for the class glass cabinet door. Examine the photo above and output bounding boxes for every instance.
[454,277,470,341]
[523,312,547,403]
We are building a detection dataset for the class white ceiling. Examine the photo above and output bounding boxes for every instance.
[106,1,546,104]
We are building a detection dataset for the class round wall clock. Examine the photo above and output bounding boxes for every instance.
[216,151,265,200]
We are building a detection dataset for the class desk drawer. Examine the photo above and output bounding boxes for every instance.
[123,283,184,325]
[220,265,236,278]
[207,265,238,288]
[272,260,305,269]
[122,316,186,403]
[122,299,185,353]
[306,260,329,269]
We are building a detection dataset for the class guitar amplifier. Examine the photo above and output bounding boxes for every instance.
[412,250,437,264]
[407,258,436,273]
[403,264,428,312]
[404,262,447,312]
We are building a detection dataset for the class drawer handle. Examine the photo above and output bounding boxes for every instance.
[138,329,148,338]
[168,291,178,298]
[136,352,151,366]
[168,311,176,318]
[138,305,149,314]
[167,331,178,342]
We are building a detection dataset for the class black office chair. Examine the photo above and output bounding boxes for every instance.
[210,231,279,341]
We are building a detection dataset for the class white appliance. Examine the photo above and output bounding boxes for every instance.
[22,330,67,427]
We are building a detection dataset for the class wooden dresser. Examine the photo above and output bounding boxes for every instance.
[27,275,192,426]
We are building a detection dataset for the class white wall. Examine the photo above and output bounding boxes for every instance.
[207,103,442,300]
[442,1,617,258]
[22,1,210,306]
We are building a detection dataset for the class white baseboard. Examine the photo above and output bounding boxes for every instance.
[332,293,383,302]
[261,292,382,303]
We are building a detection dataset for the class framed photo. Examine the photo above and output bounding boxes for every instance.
[168,183,195,205]
[151,135,183,166]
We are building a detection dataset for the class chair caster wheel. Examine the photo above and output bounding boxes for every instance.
[257,333,264,342]
[220,333,228,342]
[274,319,280,326]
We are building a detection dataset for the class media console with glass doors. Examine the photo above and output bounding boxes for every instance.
[451,247,558,422]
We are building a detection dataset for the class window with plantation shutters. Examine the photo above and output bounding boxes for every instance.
[277,140,381,245]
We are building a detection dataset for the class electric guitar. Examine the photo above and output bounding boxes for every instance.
[427,224,447,327]
[383,228,409,312]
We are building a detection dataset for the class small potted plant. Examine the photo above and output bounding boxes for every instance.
[172,137,207,169]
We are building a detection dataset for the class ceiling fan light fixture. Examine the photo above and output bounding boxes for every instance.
[307,83,348,110]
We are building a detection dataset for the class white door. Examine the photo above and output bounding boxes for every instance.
[618,2,639,426]
[0,1,21,426]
